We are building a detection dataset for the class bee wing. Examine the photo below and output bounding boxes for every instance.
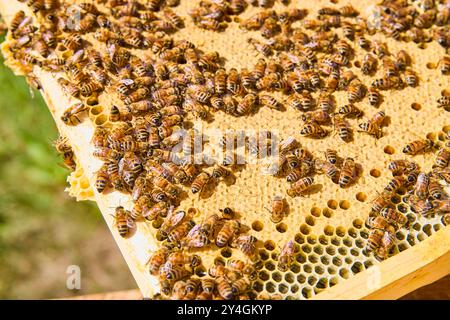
[185,223,201,239]
[280,240,295,256]
[126,216,136,229]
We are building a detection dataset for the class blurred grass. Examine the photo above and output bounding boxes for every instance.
[0,35,135,299]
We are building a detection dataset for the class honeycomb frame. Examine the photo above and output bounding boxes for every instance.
[0,0,449,300]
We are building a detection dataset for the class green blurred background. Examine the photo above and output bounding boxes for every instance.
[0,35,136,299]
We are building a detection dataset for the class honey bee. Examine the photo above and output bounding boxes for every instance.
[339,157,357,188]
[315,159,339,183]
[61,103,88,126]
[300,121,327,138]
[413,172,430,200]
[404,69,418,87]
[191,171,211,194]
[147,247,169,276]
[10,10,26,34]
[387,160,417,176]
[232,234,257,258]
[95,164,109,193]
[362,53,377,75]
[220,207,235,220]
[428,179,446,200]
[347,80,366,103]
[287,176,314,197]
[380,206,408,226]
[368,88,381,107]
[365,229,384,253]
[237,93,257,115]
[212,165,230,180]
[278,240,295,272]
[338,104,363,118]
[216,220,240,248]
[216,276,233,300]
[259,94,280,111]
[384,175,407,194]
[231,277,250,295]
[394,50,410,71]
[437,56,450,75]
[270,196,285,223]
[402,139,434,155]
[333,116,352,142]
[248,38,272,56]
[371,192,391,213]
[435,148,450,168]
[325,149,338,165]
[366,216,394,231]
[437,95,450,108]
[112,206,135,238]
[432,200,450,214]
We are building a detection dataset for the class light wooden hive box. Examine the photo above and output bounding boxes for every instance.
[1,0,449,300]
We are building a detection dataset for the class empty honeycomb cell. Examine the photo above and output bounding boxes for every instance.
[308,254,319,264]
[336,226,346,237]
[265,281,276,294]
[290,263,301,274]
[310,207,321,217]
[383,145,396,154]
[259,249,269,261]
[319,235,329,245]
[332,257,343,267]
[301,244,312,254]
[355,192,367,202]
[407,234,416,246]
[353,219,364,229]
[278,283,289,294]
[397,204,408,214]
[284,272,295,284]
[259,270,269,281]
[79,177,90,189]
[339,268,350,279]
[355,239,364,249]
[398,243,409,252]
[220,248,232,258]
[313,245,324,255]
[194,266,207,277]
[351,262,364,274]
[396,187,407,196]
[90,105,103,116]
[442,215,450,226]
[314,265,325,275]
[354,60,361,68]
[307,235,317,245]
[328,266,337,275]
[412,222,421,231]
[339,200,350,210]
[320,255,330,265]
[294,233,305,244]
[272,272,282,283]
[296,252,307,264]
[426,62,435,69]
[391,195,401,204]
[344,257,353,265]
[359,230,369,239]
[402,195,410,204]
[343,237,353,247]
[347,227,358,238]
[324,225,335,236]
[214,257,226,266]
[433,224,442,232]
[407,213,416,223]
[290,284,299,294]
[327,199,338,209]
[297,274,306,284]
[370,169,381,178]
[276,223,287,233]
[86,96,99,106]
[350,249,359,256]
[254,260,264,270]
[329,277,339,287]
[264,240,275,251]
[301,287,313,299]
[363,260,375,269]
[326,245,336,256]
[411,103,422,111]
[438,132,445,141]
[251,220,264,232]
[416,232,427,242]
[322,208,333,218]
[422,224,433,236]
[152,218,163,229]
[331,236,341,246]
[305,215,316,226]
[308,275,318,286]
[396,231,406,240]
[303,264,313,273]
[428,132,441,141]
[94,114,108,126]
[338,247,348,255]
[316,277,328,289]
[265,261,275,271]
[300,224,311,235]
[271,252,278,260]
[443,125,450,133]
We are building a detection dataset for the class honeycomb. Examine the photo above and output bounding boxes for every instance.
[0,0,449,300]
[66,158,95,201]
